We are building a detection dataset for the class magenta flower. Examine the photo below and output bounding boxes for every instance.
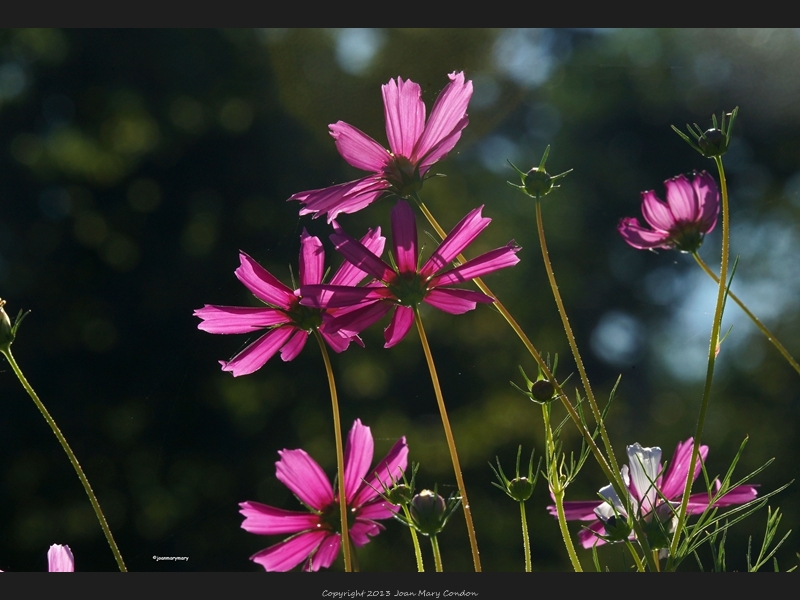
[618,171,719,253]
[194,228,384,376]
[300,200,520,348]
[552,438,758,549]
[289,72,473,222]
[239,419,408,572]
[0,544,74,572]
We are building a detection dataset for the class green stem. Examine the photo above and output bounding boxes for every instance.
[415,197,658,569]
[534,201,623,484]
[402,505,425,572]
[520,501,532,572]
[430,535,444,572]
[668,156,730,566]
[692,252,800,377]
[413,308,481,572]
[1,347,127,572]
[543,404,583,572]
[313,331,352,573]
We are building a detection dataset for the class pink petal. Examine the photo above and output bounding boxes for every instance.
[384,305,415,348]
[617,217,671,250]
[711,484,759,507]
[382,76,425,158]
[292,177,390,223]
[692,171,720,232]
[356,500,399,522]
[391,201,418,275]
[330,121,392,172]
[325,300,394,337]
[319,329,352,353]
[550,500,603,521]
[412,71,472,169]
[250,530,327,572]
[665,174,700,223]
[194,305,290,334]
[280,329,309,362]
[420,206,490,278]
[320,180,391,222]
[343,419,375,502]
[330,227,396,282]
[299,229,325,287]
[429,243,520,288]
[640,190,674,232]
[350,520,384,547]
[424,288,492,314]
[578,520,607,549]
[300,284,392,309]
[305,533,340,572]
[239,501,321,535]
[352,436,408,508]
[330,227,386,287]
[47,544,74,572]
[660,438,709,500]
[234,252,295,310]
[221,326,296,376]
[276,448,334,511]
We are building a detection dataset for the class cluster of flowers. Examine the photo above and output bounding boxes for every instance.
[195,71,756,570]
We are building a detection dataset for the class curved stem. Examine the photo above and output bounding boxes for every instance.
[314,331,352,573]
[402,505,425,572]
[520,501,532,572]
[414,308,481,572]
[534,201,622,480]
[414,197,659,568]
[1,347,127,572]
[430,535,444,572]
[668,156,730,565]
[693,252,800,376]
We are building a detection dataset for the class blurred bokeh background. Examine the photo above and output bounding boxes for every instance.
[1,28,799,572]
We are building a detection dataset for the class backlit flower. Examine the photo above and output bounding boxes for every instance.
[239,419,408,572]
[194,228,384,376]
[289,72,473,222]
[618,171,719,253]
[300,200,520,348]
[0,544,74,572]
[551,438,758,549]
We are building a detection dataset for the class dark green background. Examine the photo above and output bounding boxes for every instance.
[1,29,798,571]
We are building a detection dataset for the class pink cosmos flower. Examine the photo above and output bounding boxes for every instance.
[618,171,719,253]
[552,438,758,549]
[300,200,520,348]
[0,544,74,572]
[289,72,473,222]
[239,419,408,572]
[194,228,384,376]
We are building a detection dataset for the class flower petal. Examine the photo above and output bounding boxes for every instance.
[330,225,396,282]
[276,449,334,511]
[353,436,409,507]
[412,72,472,169]
[617,217,671,250]
[325,300,394,337]
[626,443,662,512]
[382,76,425,158]
[665,174,700,223]
[300,284,393,309]
[356,500,399,522]
[659,438,709,501]
[640,190,675,232]
[319,328,353,353]
[292,177,390,223]
[692,170,720,232]
[423,288,493,314]
[391,201,418,275]
[47,544,74,572]
[221,326,296,376]
[552,500,604,521]
[234,252,295,309]
[250,530,327,572]
[280,329,308,362]
[194,305,290,334]
[344,419,375,503]
[350,520,384,547]
[578,520,608,549]
[384,305,415,348]
[429,243,520,288]
[330,227,387,287]
[299,229,325,287]
[305,533,340,572]
[330,121,392,172]
[239,501,321,535]
[420,206,491,278]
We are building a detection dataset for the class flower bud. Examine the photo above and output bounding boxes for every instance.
[530,379,555,403]
[386,483,414,507]
[0,301,13,350]
[523,168,553,198]
[506,476,535,502]
[409,489,459,536]
[698,129,728,157]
